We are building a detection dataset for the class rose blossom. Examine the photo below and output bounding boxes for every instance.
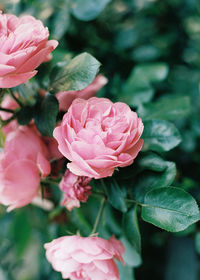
[59,170,91,211]
[56,75,108,112]
[53,97,144,179]
[44,235,125,280]
[0,11,58,88]
[0,126,51,211]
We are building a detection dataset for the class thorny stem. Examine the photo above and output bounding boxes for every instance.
[91,189,147,207]
[125,198,147,207]
[41,178,59,187]
[0,107,15,113]
[0,115,16,128]
[100,178,108,194]
[91,197,106,235]
[7,88,23,107]
[92,191,105,197]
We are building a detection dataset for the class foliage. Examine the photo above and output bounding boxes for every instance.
[1,0,200,279]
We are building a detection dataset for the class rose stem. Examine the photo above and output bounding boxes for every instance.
[7,88,23,107]
[0,107,15,113]
[91,196,106,235]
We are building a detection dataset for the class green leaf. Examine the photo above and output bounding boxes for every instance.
[50,52,101,93]
[71,0,111,21]
[195,232,200,255]
[133,63,169,83]
[34,94,59,137]
[11,210,32,256]
[16,106,34,125]
[142,120,182,152]
[105,204,122,236]
[131,45,161,62]
[139,152,173,172]
[104,178,127,213]
[121,84,154,107]
[174,224,196,237]
[138,96,191,121]
[141,187,200,232]
[70,208,92,236]
[120,63,168,106]
[118,263,135,280]
[133,161,176,203]
[51,51,72,67]
[121,72,154,107]
[123,206,141,253]
[0,268,6,280]
[0,129,5,148]
[51,5,70,40]
[120,236,142,267]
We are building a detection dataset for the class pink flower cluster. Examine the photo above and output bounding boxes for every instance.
[0,75,108,212]
[45,235,125,280]
[0,10,145,280]
[0,11,58,88]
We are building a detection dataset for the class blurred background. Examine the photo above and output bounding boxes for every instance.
[1,0,200,279]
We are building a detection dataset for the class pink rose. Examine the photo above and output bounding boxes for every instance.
[0,11,58,88]
[56,75,108,111]
[59,170,91,211]
[0,126,51,211]
[53,97,144,179]
[44,235,125,280]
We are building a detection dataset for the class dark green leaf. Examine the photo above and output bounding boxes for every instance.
[133,63,169,83]
[105,204,122,236]
[51,6,70,40]
[121,85,154,107]
[70,208,92,236]
[16,106,34,125]
[51,51,72,68]
[50,52,101,93]
[123,206,141,253]
[104,178,127,213]
[138,96,191,121]
[71,0,111,21]
[118,263,135,280]
[142,120,182,152]
[120,236,142,267]
[133,161,176,203]
[121,70,154,106]
[141,187,200,232]
[195,232,200,255]
[139,152,173,172]
[11,210,32,256]
[119,63,168,106]
[34,94,59,137]
[131,45,161,62]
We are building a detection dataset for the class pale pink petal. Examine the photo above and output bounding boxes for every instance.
[0,70,37,88]
[0,159,40,211]
[17,40,58,73]
[37,152,51,177]
[0,11,58,88]
[0,64,15,76]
